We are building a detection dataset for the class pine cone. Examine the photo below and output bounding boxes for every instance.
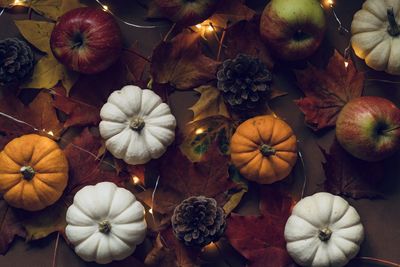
[0,38,34,86]
[171,196,226,247]
[217,54,272,110]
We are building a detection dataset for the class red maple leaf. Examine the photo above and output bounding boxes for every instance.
[294,50,364,131]
[322,139,384,199]
[225,185,295,267]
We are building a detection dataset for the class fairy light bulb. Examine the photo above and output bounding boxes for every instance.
[326,0,334,7]
[132,176,140,184]
[344,60,349,69]
[149,208,153,214]
[102,4,109,11]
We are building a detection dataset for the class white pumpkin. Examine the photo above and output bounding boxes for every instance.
[65,182,147,264]
[351,0,400,75]
[284,192,364,267]
[99,85,176,165]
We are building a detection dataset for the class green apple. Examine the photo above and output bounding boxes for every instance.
[260,0,326,61]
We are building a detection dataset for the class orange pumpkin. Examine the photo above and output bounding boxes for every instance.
[231,115,297,184]
[0,134,68,211]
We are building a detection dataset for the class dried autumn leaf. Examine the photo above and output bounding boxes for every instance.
[224,18,274,69]
[150,32,219,90]
[180,116,235,162]
[294,50,364,131]
[16,129,130,241]
[138,145,238,218]
[15,20,79,92]
[0,89,63,149]
[190,85,230,122]
[1,0,84,21]
[225,185,294,267]
[209,0,256,28]
[145,228,201,267]
[322,139,383,199]
[52,86,101,129]
[0,199,25,255]
[223,165,248,214]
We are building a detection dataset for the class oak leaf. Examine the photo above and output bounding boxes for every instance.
[0,89,63,149]
[0,199,25,255]
[15,20,79,93]
[294,50,364,131]
[225,185,294,267]
[322,139,383,199]
[150,32,219,90]
[190,85,230,122]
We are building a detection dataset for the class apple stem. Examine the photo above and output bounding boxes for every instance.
[387,8,400,36]
[383,125,400,133]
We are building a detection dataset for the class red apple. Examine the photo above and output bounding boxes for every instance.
[154,0,219,26]
[50,7,123,74]
[336,96,400,162]
[260,0,326,61]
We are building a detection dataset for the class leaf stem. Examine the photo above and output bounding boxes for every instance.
[163,23,176,42]
[217,27,227,62]
[383,125,400,133]
[122,48,151,63]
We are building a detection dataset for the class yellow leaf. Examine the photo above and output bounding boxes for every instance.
[31,0,85,21]
[61,67,79,95]
[22,55,63,89]
[14,20,54,53]
[190,85,230,122]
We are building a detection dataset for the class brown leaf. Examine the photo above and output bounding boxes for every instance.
[150,31,219,90]
[138,144,237,219]
[63,128,129,195]
[0,199,25,255]
[322,139,383,199]
[190,85,230,122]
[294,50,364,131]
[52,86,100,129]
[224,18,274,69]
[210,0,256,27]
[0,89,63,149]
[123,45,149,83]
[146,228,201,267]
[225,185,294,267]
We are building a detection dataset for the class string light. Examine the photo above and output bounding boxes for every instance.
[132,176,140,184]
[195,128,205,135]
[148,208,153,214]
[94,0,157,29]
[344,60,349,69]
[12,0,29,6]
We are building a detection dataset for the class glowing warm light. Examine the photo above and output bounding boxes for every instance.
[47,131,54,137]
[207,25,214,32]
[195,128,205,135]
[326,0,334,7]
[149,208,153,214]
[195,24,202,29]
[132,176,140,184]
[102,5,109,11]
[344,60,349,69]
[13,0,26,6]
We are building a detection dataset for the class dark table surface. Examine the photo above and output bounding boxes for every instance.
[0,0,400,266]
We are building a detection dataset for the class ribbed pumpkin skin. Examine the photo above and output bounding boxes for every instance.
[0,134,68,211]
[231,115,297,184]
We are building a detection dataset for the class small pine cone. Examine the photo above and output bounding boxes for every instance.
[217,54,272,110]
[171,196,226,247]
[0,38,34,86]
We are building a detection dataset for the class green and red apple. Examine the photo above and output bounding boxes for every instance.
[154,0,220,26]
[336,96,400,162]
[260,0,326,61]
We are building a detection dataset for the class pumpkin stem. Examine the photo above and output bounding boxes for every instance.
[387,7,400,36]
[98,220,112,234]
[318,228,332,242]
[20,166,35,180]
[130,117,145,131]
[259,144,276,157]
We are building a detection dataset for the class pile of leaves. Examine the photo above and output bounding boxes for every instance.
[0,0,381,266]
